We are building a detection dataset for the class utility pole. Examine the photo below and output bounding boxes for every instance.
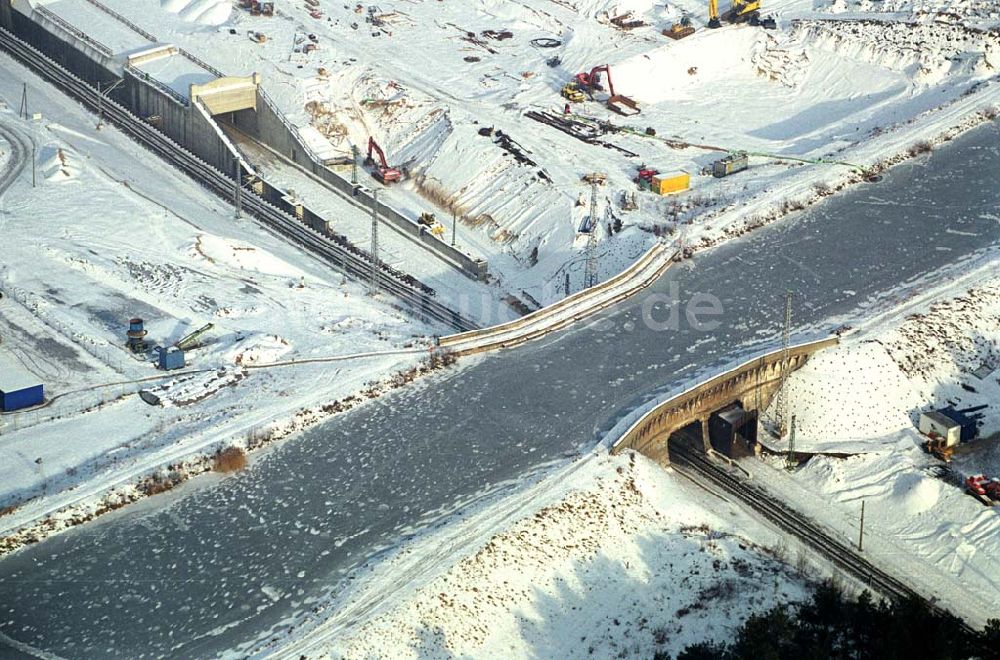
[582,173,605,289]
[95,79,123,130]
[370,190,380,295]
[858,500,866,552]
[233,157,242,218]
[776,290,792,437]
[351,144,359,186]
[786,414,797,470]
[19,83,27,120]
[97,81,103,130]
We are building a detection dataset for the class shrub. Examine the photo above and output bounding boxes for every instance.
[213,446,247,473]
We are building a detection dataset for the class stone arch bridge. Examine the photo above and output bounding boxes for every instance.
[611,337,839,464]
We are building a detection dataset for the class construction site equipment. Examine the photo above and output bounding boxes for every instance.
[248,31,267,44]
[561,82,585,103]
[175,323,214,351]
[418,212,446,237]
[634,166,658,191]
[610,13,647,30]
[709,0,774,28]
[922,434,955,462]
[574,65,640,116]
[966,474,1000,506]
[157,346,185,371]
[366,137,402,184]
[651,171,690,195]
[664,16,695,40]
[713,151,749,177]
[127,317,148,353]
[241,0,274,16]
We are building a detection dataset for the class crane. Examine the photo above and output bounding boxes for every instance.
[573,65,639,116]
[365,137,402,184]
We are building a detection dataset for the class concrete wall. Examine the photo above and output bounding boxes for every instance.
[4,4,118,86]
[227,91,488,280]
[121,70,236,174]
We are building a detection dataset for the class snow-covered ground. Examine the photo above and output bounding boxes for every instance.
[0,61,439,553]
[83,0,1000,303]
[302,451,811,660]
[754,266,1000,625]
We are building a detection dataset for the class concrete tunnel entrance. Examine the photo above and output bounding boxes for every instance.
[665,402,759,462]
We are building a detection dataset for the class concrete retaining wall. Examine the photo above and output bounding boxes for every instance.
[3,4,118,86]
[121,70,235,173]
[227,91,488,280]
[439,241,677,356]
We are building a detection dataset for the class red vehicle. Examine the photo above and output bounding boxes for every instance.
[574,64,640,116]
[366,137,402,184]
[966,474,1000,505]
[634,165,659,191]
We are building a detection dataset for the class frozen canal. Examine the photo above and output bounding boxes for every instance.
[1,122,999,658]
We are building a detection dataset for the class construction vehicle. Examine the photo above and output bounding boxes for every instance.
[242,0,274,16]
[561,82,585,103]
[966,474,1000,506]
[634,166,659,191]
[709,0,775,29]
[248,30,267,44]
[574,65,640,116]
[664,16,695,40]
[418,212,446,237]
[922,433,955,462]
[365,137,402,184]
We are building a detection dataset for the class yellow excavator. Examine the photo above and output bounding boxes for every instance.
[709,0,773,28]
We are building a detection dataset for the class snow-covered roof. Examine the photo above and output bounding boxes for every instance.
[0,355,43,393]
[920,410,962,429]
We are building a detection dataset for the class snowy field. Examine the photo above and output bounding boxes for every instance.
[297,451,812,660]
[754,267,1000,625]
[75,0,1000,304]
[0,63,438,553]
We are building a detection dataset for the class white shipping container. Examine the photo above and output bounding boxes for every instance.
[918,411,962,447]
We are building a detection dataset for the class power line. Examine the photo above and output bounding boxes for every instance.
[370,190,380,295]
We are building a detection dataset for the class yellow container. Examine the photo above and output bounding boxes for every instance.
[652,171,690,195]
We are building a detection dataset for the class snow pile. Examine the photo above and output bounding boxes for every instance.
[228,333,292,366]
[614,29,762,104]
[775,341,923,451]
[771,276,1000,452]
[193,233,307,278]
[39,144,79,182]
[796,19,1000,83]
[152,368,247,407]
[160,0,231,26]
[334,453,808,660]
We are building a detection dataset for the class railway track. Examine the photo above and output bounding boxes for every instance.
[0,26,478,332]
[669,441,979,636]
[0,120,29,198]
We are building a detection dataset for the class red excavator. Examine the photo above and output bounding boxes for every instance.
[366,137,402,184]
[573,64,640,116]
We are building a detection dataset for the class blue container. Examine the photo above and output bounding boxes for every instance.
[0,384,44,412]
[157,346,186,371]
